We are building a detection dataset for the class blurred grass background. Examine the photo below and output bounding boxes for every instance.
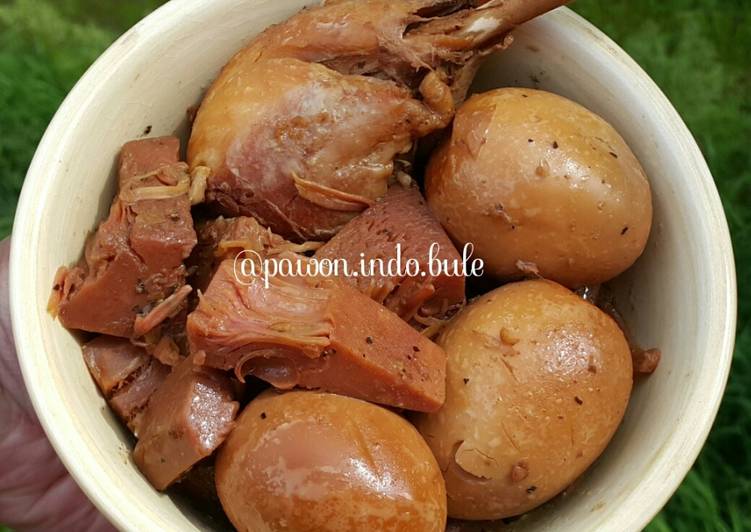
[0,0,748,530]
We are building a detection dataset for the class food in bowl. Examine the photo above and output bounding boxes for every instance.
[314,185,466,326]
[186,251,448,412]
[49,137,198,338]
[187,0,571,241]
[46,0,661,530]
[425,88,653,288]
[413,279,633,519]
[216,391,447,531]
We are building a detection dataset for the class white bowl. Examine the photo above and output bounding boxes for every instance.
[10,1,737,531]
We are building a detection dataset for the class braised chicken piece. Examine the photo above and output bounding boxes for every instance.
[315,184,465,322]
[133,353,239,490]
[51,137,197,338]
[188,0,568,241]
[82,336,169,435]
[186,257,446,412]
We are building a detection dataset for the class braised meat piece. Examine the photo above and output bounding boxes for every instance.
[133,354,238,490]
[315,185,465,322]
[187,257,446,412]
[82,336,169,435]
[51,137,197,338]
[189,216,307,292]
[189,0,568,240]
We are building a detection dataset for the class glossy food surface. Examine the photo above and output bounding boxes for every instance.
[216,391,447,531]
[134,354,238,490]
[426,88,652,287]
[11,3,735,531]
[415,280,633,519]
[188,1,567,241]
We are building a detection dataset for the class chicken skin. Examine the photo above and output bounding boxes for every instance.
[188,0,567,240]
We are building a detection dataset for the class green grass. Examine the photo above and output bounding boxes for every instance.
[574,2,751,530]
[0,0,749,530]
[0,0,165,235]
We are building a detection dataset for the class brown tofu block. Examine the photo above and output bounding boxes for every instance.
[123,138,196,269]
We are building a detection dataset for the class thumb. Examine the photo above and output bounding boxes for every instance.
[0,235,115,531]
[0,385,115,531]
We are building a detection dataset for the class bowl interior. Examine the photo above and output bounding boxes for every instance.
[10,2,736,531]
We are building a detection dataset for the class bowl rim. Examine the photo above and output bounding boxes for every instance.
[9,3,737,531]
